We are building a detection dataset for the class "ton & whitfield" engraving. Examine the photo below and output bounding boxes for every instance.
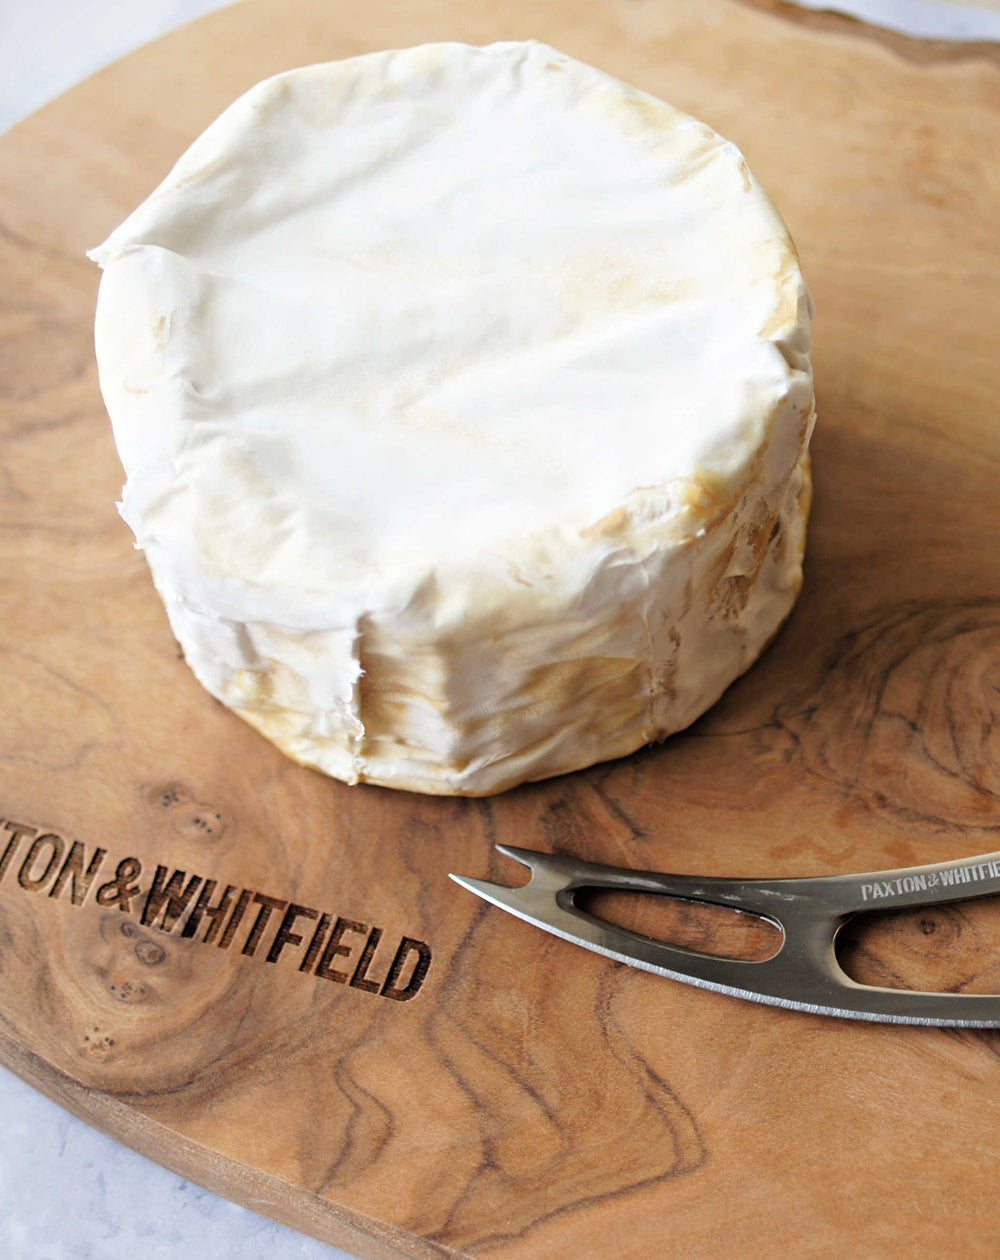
[0,816,431,1001]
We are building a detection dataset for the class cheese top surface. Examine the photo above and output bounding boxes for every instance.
[90,41,815,795]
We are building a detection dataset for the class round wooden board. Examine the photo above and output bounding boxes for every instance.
[2,1,1000,1256]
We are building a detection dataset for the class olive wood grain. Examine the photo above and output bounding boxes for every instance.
[2,1,999,1256]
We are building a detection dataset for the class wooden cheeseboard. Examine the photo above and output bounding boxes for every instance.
[2,1,1000,1255]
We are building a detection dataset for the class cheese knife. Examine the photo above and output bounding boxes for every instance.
[451,845,1000,1026]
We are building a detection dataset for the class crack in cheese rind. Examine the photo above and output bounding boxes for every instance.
[90,40,816,795]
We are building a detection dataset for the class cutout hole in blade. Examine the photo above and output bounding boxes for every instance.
[576,888,783,962]
[837,895,1000,994]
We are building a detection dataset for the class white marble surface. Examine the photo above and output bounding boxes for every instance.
[795,0,1000,38]
[0,1068,341,1259]
[1,1,996,1258]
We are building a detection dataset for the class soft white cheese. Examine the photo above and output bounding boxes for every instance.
[90,40,815,796]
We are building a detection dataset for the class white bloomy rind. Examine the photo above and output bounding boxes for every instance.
[90,41,815,796]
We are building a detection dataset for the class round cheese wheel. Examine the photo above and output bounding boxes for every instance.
[90,40,815,796]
